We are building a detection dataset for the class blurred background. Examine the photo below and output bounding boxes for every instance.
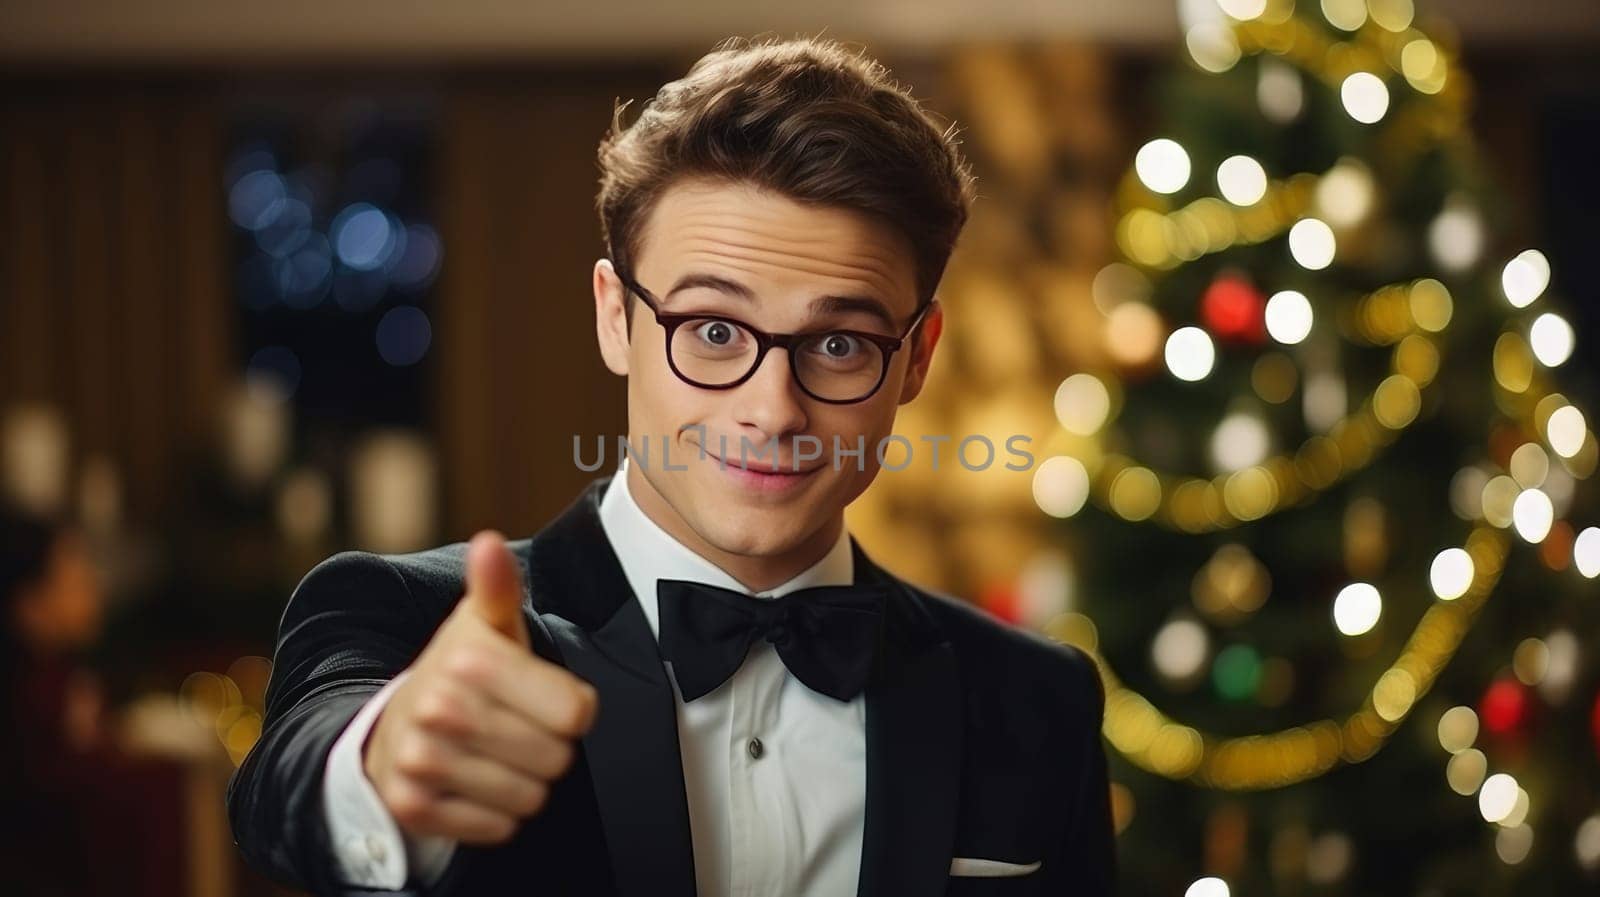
[2,1,1598,895]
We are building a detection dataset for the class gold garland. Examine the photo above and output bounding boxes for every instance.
[1045,7,1599,789]
[1079,7,1472,533]
[1047,524,1508,790]
[1052,332,1595,788]
[1072,282,1447,533]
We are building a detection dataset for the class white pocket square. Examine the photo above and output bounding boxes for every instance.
[949,857,1043,878]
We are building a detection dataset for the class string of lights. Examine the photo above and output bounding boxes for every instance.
[1032,0,1599,809]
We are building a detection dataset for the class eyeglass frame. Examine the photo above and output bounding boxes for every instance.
[613,267,936,405]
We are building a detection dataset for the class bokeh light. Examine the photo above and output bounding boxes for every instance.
[1032,455,1091,518]
[1055,374,1113,435]
[1257,58,1303,123]
[1501,250,1551,308]
[1216,155,1267,206]
[1211,412,1271,471]
[1496,824,1534,864]
[1511,489,1554,543]
[1264,290,1313,344]
[1340,73,1390,124]
[1315,160,1374,228]
[1185,876,1230,897]
[1216,0,1266,21]
[229,169,287,230]
[1165,326,1216,381]
[1187,23,1242,73]
[1105,302,1165,366]
[1575,527,1600,578]
[1447,748,1487,795]
[1545,405,1587,458]
[1332,582,1381,636]
[1529,313,1574,367]
[1436,705,1478,753]
[1153,617,1211,684]
[1478,773,1519,823]
[1577,814,1600,871]
[1429,547,1474,600]
[1428,196,1485,271]
[1288,218,1336,269]
[333,202,400,271]
[1136,138,1192,194]
[1321,0,1367,31]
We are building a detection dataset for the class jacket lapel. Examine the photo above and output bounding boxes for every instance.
[851,539,964,897]
[521,475,698,897]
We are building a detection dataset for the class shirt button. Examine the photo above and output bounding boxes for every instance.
[747,736,765,759]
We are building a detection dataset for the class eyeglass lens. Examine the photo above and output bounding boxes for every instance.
[670,317,885,402]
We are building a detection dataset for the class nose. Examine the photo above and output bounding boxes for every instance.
[731,345,809,441]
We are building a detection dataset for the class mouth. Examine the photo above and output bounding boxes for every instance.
[694,443,825,493]
[709,454,821,475]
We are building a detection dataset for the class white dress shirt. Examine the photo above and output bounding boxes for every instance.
[323,459,867,895]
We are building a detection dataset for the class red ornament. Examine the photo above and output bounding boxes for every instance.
[1200,273,1266,344]
[1481,678,1529,737]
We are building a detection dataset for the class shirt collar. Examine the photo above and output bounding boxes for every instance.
[597,456,855,640]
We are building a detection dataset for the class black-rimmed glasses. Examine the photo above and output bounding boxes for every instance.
[615,269,933,405]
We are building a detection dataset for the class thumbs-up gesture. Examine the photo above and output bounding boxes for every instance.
[363,530,599,844]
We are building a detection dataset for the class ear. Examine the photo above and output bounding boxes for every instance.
[594,258,631,377]
[896,299,943,405]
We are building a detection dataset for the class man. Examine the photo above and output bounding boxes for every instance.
[228,35,1116,897]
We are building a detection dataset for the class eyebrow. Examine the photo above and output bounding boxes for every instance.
[664,271,899,331]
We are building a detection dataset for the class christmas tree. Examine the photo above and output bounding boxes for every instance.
[853,1,1600,894]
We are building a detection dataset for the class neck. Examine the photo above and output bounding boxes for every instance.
[624,462,843,593]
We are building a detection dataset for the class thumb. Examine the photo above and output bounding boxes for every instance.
[462,530,530,647]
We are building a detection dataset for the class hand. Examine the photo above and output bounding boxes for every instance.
[363,530,599,844]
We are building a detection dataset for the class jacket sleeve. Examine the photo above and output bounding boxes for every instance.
[322,671,458,888]
[226,550,445,896]
[1053,652,1117,896]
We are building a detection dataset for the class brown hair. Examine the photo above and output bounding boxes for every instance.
[596,35,976,311]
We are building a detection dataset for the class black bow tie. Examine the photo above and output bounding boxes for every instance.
[655,579,888,702]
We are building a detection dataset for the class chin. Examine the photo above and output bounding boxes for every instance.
[696,507,810,558]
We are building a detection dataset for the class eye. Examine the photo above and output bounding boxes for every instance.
[692,320,741,347]
[817,333,863,359]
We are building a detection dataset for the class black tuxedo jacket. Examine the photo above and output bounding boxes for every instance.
[228,474,1116,896]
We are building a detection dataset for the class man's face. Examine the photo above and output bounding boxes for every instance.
[594,177,942,564]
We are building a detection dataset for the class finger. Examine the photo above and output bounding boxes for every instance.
[393,735,551,819]
[489,659,599,739]
[385,775,522,844]
[412,679,579,781]
[442,633,600,739]
[461,530,530,647]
